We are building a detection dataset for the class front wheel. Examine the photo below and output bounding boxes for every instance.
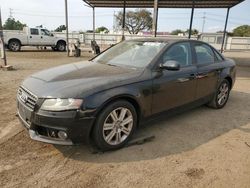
[207,79,230,109]
[56,41,66,52]
[93,100,137,151]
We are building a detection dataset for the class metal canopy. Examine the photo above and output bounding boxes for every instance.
[83,0,244,8]
[80,0,245,53]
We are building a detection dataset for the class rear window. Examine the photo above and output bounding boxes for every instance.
[30,28,39,35]
[194,43,214,64]
[213,49,224,62]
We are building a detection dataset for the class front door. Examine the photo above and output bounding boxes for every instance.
[40,29,55,45]
[152,42,197,114]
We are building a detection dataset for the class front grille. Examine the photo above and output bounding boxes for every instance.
[17,87,38,110]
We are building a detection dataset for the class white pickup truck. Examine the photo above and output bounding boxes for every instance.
[3,27,66,52]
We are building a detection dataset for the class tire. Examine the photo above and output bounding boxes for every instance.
[8,40,21,52]
[93,100,137,151]
[56,41,66,52]
[207,79,230,109]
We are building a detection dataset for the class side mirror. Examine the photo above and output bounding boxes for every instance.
[50,33,54,37]
[160,60,180,71]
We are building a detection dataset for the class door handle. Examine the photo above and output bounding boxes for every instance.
[30,36,32,38]
[189,73,196,79]
[178,74,196,82]
[216,69,221,74]
[196,73,208,79]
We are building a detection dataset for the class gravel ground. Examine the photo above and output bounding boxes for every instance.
[0,49,250,188]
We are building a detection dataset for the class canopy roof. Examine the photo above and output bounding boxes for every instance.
[83,0,245,8]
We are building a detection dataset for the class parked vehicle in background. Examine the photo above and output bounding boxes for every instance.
[17,38,236,151]
[3,27,66,52]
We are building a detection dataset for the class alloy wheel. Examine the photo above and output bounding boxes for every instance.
[10,42,20,51]
[217,82,229,106]
[102,107,133,145]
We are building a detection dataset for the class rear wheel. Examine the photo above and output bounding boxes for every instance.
[93,100,137,151]
[207,79,230,109]
[8,40,21,52]
[56,41,66,52]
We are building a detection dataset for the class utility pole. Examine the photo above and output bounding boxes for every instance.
[113,11,116,33]
[64,0,69,56]
[0,7,7,67]
[202,12,206,33]
[9,8,13,18]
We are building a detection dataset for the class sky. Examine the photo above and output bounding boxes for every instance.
[0,0,250,33]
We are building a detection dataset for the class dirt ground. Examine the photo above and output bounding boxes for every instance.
[0,49,250,188]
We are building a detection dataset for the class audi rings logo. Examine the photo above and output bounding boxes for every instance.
[18,89,28,103]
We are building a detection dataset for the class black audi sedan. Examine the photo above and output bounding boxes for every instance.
[17,38,236,151]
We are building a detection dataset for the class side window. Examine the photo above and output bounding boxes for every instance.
[194,43,214,64]
[41,29,50,36]
[213,49,224,62]
[30,28,39,35]
[163,42,192,67]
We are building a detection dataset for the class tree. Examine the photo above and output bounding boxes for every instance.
[115,9,153,34]
[232,25,250,37]
[185,29,199,35]
[95,26,109,33]
[54,25,66,32]
[171,29,184,35]
[3,18,26,30]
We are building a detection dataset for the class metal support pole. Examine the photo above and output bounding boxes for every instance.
[153,0,159,37]
[221,8,230,53]
[0,7,7,66]
[64,0,69,56]
[188,1,195,39]
[122,0,126,40]
[93,7,95,41]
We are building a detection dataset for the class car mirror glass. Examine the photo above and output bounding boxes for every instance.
[160,60,180,71]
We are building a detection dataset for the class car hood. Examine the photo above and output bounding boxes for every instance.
[22,61,144,98]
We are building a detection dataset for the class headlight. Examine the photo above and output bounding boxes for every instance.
[40,98,83,111]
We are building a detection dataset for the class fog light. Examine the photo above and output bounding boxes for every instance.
[58,131,68,140]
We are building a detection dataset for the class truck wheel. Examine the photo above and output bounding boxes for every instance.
[56,41,66,52]
[8,40,21,52]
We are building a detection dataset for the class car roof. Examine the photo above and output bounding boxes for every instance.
[127,37,197,44]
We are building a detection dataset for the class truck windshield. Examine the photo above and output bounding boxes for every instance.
[93,41,167,68]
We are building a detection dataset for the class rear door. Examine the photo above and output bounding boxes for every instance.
[28,28,42,45]
[193,42,220,99]
[152,42,197,114]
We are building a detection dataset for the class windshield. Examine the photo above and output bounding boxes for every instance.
[93,41,167,68]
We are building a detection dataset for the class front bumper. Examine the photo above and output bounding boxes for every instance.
[17,98,96,145]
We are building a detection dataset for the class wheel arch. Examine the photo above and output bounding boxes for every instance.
[8,38,22,46]
[95,94,141,124]
[56,39,66,46]
[224,76,233,89]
